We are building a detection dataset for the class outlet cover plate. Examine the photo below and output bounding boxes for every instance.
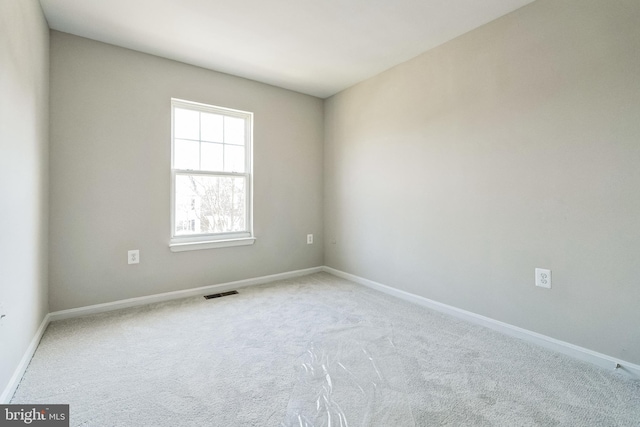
[128,250,140,264]
[535,268,551,289]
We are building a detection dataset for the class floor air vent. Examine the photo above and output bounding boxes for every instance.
[204,290,238,299]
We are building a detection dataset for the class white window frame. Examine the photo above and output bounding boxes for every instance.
[169,98,255,252]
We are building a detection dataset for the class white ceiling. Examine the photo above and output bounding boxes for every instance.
[39,0,534,98]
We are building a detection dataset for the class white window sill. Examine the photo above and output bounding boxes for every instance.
[169,237,256,252]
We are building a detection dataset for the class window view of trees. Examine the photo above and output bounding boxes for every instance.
[175,174,246,235]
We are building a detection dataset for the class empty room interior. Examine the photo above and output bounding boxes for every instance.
[2,0,640,425]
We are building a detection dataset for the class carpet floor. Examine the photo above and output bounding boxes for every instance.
[11,272,640,426]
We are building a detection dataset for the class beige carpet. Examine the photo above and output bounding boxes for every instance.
[11,273,640,426]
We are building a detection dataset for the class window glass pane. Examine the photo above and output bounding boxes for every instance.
[175,174,246,235]
[224,116,245,145]
[201,142,223,171]
[201,113,223,142]
[224,145,245,173]
[174,139,200,170]
[174,108,200,140]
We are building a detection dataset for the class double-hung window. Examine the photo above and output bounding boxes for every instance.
[170,99,254,251]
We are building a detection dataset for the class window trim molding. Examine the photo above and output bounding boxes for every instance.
[170,98,254,250]
[169,237,256,252]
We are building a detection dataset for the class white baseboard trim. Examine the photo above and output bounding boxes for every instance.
[49,266,324,322]
[323,266,640,379]
[1,313,51,403]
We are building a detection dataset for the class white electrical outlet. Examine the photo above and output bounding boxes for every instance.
[128,250,140,265]
[307,234,313,244]
[535,268,551,288]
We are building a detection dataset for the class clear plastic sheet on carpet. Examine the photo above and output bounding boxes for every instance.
[282,325,415,427]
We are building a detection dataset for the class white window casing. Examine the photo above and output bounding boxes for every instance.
[169,98,254,251]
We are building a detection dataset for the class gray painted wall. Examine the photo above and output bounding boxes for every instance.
[0,0,49,395]
[49,32,324,311]
[324,0,640,364]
